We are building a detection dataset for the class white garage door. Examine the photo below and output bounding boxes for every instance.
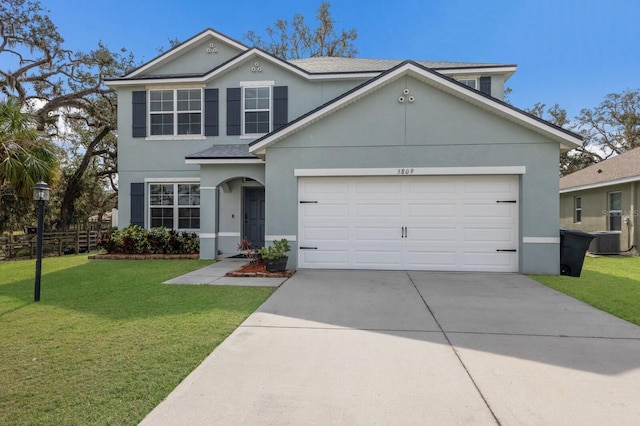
[298,175,519,272]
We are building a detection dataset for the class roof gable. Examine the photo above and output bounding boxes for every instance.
[560,147,640,192]
[249,61,583,155]
[123,28,248,79]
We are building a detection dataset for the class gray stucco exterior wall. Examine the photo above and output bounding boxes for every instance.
[263,76,561,274]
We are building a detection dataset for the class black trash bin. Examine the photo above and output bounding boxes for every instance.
[559,228,595,277]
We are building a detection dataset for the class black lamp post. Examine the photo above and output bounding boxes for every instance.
[33,181,50,302]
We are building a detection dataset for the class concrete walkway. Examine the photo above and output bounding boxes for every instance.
[142,270,640,425]
[163,258,287,287]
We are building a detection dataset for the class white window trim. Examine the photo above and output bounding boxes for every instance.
[574,196,582,223]
[147,181,201,232]
[240,81,274,137]
[608,191,622,231]
[146,87,205,139]
[454,75,480,89]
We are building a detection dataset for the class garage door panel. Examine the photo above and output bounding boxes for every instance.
[353,249,403,269]
[299,250,350,268]
[355,226,401,241]
[355,202,402,217]
[406,250,457,269]
[408,202,458,218]
[300,203,349,218]
[463,227,516,243]
[298,175,519,272]
[461,251,517,272]
[463,203,516,219]
[302,226,349,241]
[407,180,457,194]
[355,181,403,196]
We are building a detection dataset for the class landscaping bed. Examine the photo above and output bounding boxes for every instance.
[89,253,199,260]
[226,262,295,278]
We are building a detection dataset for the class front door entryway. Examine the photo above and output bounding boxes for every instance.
[243,187,265,248]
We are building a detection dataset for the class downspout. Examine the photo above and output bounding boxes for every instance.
[629,182,637,251]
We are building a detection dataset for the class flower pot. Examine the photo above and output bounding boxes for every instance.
[264,256,288,272]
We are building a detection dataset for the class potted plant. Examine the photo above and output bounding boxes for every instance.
[259,238,291,272]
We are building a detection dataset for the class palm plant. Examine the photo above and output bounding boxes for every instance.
[0,97,58,199]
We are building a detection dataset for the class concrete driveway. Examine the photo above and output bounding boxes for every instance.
[141,270,640,425]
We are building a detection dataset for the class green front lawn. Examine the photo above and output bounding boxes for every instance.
[531,256,640,326]
[0,255,275,425]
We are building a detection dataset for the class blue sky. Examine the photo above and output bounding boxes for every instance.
[35,0,638,120]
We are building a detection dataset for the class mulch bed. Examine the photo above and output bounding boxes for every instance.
[225,262,295,278]
[88,253,199,260]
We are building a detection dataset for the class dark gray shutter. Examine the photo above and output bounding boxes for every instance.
[273,86,288,130]
[204,88,219,136]
[479,77,491,96]
[130,183,145,227]
[132,91,147,137]
[226,87,241,135]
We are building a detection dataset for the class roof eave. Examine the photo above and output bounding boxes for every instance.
[123,28,248,79]
[560,175,640,193]
[249,61,582,155]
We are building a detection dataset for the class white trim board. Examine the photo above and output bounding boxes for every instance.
[218,232,241,237]
[185,159,264,165]
[294,166,526,177]
[265,235,297,242]
[523,237,560,244]
[560,176,640,193]
[144,177,200,183]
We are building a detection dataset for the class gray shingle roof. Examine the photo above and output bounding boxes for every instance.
[560,147,640,191]
[186,144,258,159]
[289,57,511,73]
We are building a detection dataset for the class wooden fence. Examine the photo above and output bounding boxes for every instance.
[0,230,100,260]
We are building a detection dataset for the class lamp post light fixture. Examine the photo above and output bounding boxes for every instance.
[33,181,50,302]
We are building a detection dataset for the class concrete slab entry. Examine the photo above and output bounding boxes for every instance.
[140,327,498,426]
[449,333,640,425]
[243,269,441,331]
[408,272,640,338]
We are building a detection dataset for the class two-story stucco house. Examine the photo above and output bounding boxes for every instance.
[106,28,582,274]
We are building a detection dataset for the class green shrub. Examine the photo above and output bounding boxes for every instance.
[259,238,290,260]
[97,226,199,254]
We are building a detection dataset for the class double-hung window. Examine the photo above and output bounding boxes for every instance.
[608,191,622,231]
[243,86,271,135]
[458,78,478,89]
[149,89,202,136]
[574,196,582,223]
[149,183,200,230]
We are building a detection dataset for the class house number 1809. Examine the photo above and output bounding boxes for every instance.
[397,168,415,175]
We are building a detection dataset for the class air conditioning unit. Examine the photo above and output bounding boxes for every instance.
[588,231,620,254]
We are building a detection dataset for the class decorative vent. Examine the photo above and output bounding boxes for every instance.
[206,42,218,54]
[251,61,263,73]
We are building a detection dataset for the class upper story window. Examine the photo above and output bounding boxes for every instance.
[458,79,478,89]
[243,86,271,135]
[149,89,202,136]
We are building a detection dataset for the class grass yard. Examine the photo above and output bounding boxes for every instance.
[0,255,275,425]
[531,256,640,326]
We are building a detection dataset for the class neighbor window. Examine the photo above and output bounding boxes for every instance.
[608,191,622,231]
[149,183,200,230]
[458,79,478,89]
[243,86,271,135]
[149,89,202,136]
[574,196,582,223]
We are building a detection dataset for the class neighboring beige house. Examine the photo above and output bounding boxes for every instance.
[560,148,640,254]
